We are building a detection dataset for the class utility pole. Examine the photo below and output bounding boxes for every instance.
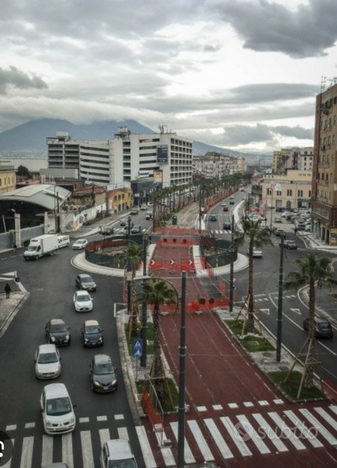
[229,214,235,313]
[177,271,186,468]
[276,234,284,361]
[199,184,202,233]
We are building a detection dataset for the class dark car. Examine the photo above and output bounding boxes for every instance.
[303,317,334,338]
[131,225,142,234]
[45,319,71,347]
[75,273,97,291]
[99,225,114,236]
[223,205,229,212]
[223,222,231,230]
[282,240,298,250]
[81,320,104,347]
[209,214,218,222]
[89,354,118,392]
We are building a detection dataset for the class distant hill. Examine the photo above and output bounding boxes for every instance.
[0,118,271,162]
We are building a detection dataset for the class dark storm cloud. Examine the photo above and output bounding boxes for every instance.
[218,123,313,146]
[213,0,337,58]
[0,66,48,94]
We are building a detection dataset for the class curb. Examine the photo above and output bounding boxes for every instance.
[0,292,30,338]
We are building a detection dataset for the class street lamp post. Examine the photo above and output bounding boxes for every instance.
[276,233,284,362]
[177,271,186,468]
[141,235,148,368]
[229,214,235,313]
[11,209,21,248]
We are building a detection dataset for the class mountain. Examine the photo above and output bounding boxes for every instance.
[0,118,271,161]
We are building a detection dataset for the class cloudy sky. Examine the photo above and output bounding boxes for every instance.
[1,0,337,152]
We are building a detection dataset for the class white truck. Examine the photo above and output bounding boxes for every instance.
[24,234,59,260]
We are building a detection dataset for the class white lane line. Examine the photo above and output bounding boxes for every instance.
[135,425,157,468]
[204,418,234,459]
[80,431,95,468]
[187,420,214,462]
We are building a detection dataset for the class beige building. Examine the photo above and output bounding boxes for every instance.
[311,81,337,244]
[260,171,312,211]
[272,147,313,174]
[193,152,246,179]
[0,158,16,195]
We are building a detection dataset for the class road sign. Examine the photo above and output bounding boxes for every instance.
[133,339,143,358]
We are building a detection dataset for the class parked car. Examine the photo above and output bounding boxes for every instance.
[45,319,71,346]
[209,214,218,222]
[274,217,282,223]
[282,240,298,250]
[81,320,104,347]
[130,208,139,215]
[131,225,142,234]
[296,223,306,231]
[72,239,88,250]
[89,354,118,392]
[303,317,334,338]
[99,225,114,236]
[140,204,147,210]
[40,383,76,435]
[274,228,286,237]
[247,248,263,258]
[35,344,61,380]
[73,291,93,312]
[75,273,97,291]
[100,439,138,468]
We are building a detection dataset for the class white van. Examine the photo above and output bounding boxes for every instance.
[57,235,70,249]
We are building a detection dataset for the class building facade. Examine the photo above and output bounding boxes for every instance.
[260,171,312,211]
[46,127,193,189]
[193,152,246,179]
[0,158,16,195]
[272,147,313,174]
[311,81,337,244]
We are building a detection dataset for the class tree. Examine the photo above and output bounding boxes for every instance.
[122,243,143,337]
[138,278,177,401]
[234,219,273,333]
[283,254,333,392]
[17,165,30,178]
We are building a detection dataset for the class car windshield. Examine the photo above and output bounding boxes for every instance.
[318,321,330,329]
[81,277,92,283]
[108,460,137,468]
[38,352,58,364]
[85,325,100,334]
[77,294,90,302]
[50,323,67,333]
[46,397,72,416]
[94,362,114,375]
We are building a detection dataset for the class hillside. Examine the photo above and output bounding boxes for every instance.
[0,118,270,162]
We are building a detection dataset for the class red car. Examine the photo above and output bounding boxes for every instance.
[223,205,229,212]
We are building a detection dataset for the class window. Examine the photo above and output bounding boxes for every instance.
[287,189,292,196]
[298,190,303,197]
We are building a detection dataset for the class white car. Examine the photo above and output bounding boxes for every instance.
[100,439,138,468]
[247,248,263,258]
[73,290,93,312]
[72,239,88,250]
[35,344,61,380]
[40,383,76,435]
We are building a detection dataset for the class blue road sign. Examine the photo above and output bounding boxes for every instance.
[133,339,143,358]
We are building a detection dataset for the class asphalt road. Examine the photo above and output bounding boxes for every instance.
[0,247,146,468]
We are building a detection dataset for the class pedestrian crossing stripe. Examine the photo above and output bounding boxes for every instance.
[4,405,337,467]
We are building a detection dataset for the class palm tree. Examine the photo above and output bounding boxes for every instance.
[122,243,143,337]
[283,254,333,391]
[138,278,177,400]
[234,219,273,333]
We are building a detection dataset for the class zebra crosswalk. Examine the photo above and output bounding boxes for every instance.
[4,404,337,467]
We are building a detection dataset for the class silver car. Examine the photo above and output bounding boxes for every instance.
[73,290,93,312]
[35,344,61,380]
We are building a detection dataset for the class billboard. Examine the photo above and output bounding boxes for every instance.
[157,145,168,163]
[153,170,163,185]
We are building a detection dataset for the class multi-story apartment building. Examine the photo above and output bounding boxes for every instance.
[0,158,16,195]
[193,152,246,179]
[272,147,313,174]
[311,81,337,244]
[46,127,193,189]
